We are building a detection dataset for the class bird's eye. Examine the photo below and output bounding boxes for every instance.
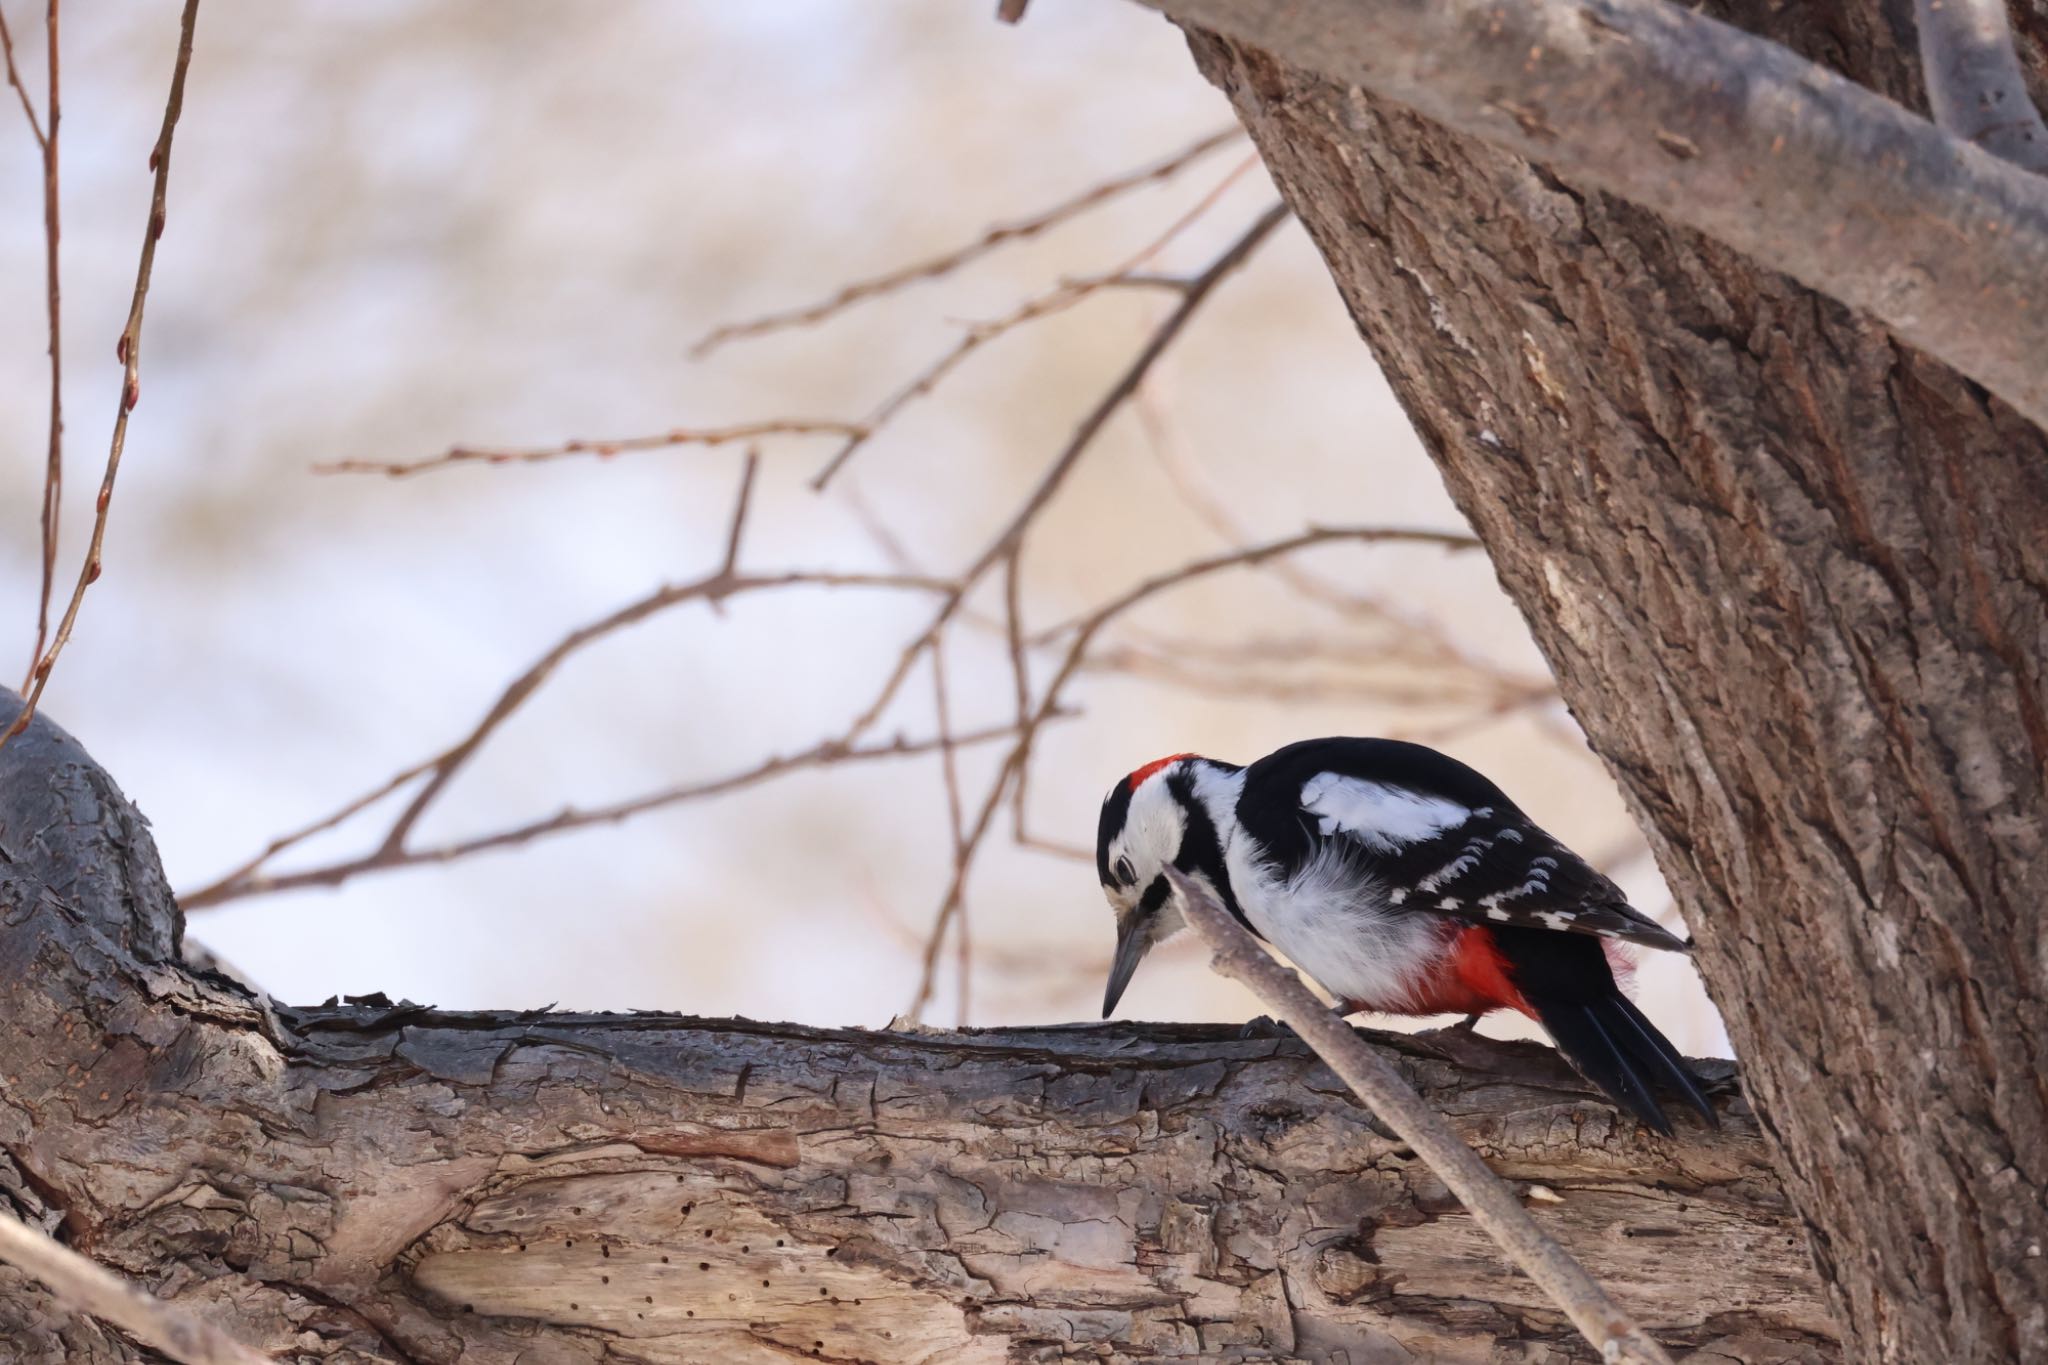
[1114,856,1136,887]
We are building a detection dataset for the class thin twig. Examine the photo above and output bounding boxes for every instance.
[1165,867,1675,1365]
[807,155,1265,492]
[183,721,1033,906]
[1915,0,2048,171]
[842,202,1293,768]
[0,1214,271,1365]
[3,0,201,750]
[3,1,62,685]
[316,419,862,480]
[0,5,45,145]
[687,126,1241,357]
[930,644,971,1026]
[181,568,957,909]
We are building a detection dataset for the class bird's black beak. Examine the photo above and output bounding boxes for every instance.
[1102,915,1149,1019]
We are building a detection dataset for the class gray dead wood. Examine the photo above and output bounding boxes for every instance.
[0,692,1831,1361]
[1136,2,2048,1360]
[1120,0,2048,433]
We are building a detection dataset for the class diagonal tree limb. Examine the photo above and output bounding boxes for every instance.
[0,1215,271,1365]
[1122,0,2048,430]
[1915,0,2048,171]
[1166,866,1678,1365]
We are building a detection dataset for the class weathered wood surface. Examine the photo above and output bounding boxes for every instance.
[0,693,1830,1360]
[1161,2,2048,1360]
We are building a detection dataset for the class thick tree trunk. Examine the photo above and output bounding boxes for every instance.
[1164,3,2048,1361]
[0,698,1831,1360]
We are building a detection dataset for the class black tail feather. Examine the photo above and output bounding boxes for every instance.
[1531,996,1674,1135]
[1603,993,1719,1129]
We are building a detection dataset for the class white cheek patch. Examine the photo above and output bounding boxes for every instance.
[1300,774,1470,851]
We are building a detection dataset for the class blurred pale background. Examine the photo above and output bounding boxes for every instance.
[0,0,1727,1055]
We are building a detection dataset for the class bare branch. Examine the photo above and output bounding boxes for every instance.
[1916,0,2048,171]
[807,153,1265,492]
[720,447,761,577]
[3,0,201,751]
[5,1,62,689]
[842,202,1292,759]
[1135,0,2048,430]
[0,6,46,146]
[181,567,958,909]
[316,419,863,480]
[184,720,1034,907]
[0,1214,271,1365]
[1166,866,1676,1365]
[688,126,1241,356]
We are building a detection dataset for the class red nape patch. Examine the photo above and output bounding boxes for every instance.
[1125,752,1196,790]
[1403,926,1537,1019]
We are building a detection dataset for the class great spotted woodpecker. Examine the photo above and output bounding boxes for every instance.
[1096,737,1715,1133]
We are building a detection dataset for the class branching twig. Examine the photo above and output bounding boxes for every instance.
[3,1,62,686]
[689,126,1241,356]
[806,155,1265,492]
[1165,866,1675,1365]
[182,720,1031,907]
[842,202,1292,763]
[0,1214,271,1365]
[1916,0,2048,171]
[316,419,862,480]
[3,0,201,750]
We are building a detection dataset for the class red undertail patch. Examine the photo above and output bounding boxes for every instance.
[1448,926,1535,1019]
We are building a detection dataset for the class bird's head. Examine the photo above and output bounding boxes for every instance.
[1096,752,1200,1018]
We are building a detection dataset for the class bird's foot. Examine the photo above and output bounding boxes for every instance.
[1237,1014,1292,1040]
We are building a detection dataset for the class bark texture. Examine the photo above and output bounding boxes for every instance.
[0,698,1831,1361]
[1172,4,2048,1361]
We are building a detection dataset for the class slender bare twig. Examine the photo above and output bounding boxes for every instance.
[904,523,1482,1017]
[177,569,955,909]
[807,154,1265,492]
[183,451,955,910]
[0,1215,271,1365]
[1916,0,2048,171]
[1165,867,1676,1365]
[0,7,47,145]
[3,0,201,750]
[688,126,1241,357]
[182,720,1031,907]
[929,644,972,1026]
[316,419,862,480]
[2,2,61,685]
[841,202,1292,765]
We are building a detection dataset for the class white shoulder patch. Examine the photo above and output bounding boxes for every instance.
[1299,773,1470,851]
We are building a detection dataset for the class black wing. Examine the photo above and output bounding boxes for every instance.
[1237,737,1688,954]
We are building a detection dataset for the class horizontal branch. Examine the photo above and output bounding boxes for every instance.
[1130,0,2048,429]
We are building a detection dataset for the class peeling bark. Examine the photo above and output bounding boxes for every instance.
[1164,3,2048,1361]
[0,694,1829,1360]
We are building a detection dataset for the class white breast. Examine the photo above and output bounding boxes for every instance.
[1224,834,1448,1012]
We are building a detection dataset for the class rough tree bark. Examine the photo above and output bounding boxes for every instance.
[0,708,1829,1362]
[1146,2,2048,1362]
